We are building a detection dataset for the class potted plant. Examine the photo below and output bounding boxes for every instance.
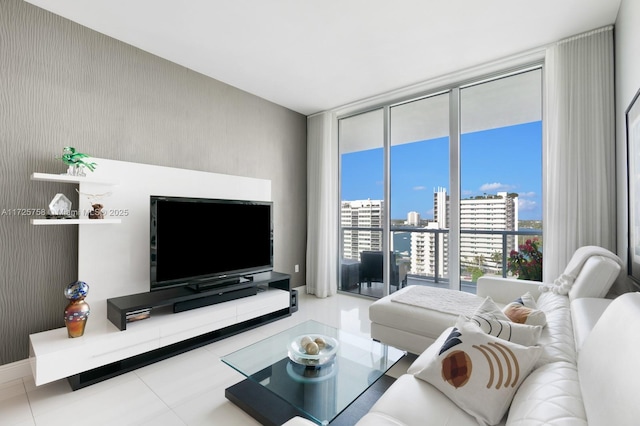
[507,238,543,281]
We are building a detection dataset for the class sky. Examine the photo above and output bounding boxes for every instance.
[341,121,542,221]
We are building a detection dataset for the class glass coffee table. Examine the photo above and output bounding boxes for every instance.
[221,320,405,425]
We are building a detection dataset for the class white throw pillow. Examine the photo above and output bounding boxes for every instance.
[470,297,542,346]
[474,296,511,321]
[502,292,547,327]
[413,318,542,426]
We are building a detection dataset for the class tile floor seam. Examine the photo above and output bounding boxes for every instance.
[21,377,37,426]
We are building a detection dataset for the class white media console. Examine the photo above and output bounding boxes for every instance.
[30,274,291,389]
[28,159,293,389]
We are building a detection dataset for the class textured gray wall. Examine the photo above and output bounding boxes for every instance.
[0,0,307,365]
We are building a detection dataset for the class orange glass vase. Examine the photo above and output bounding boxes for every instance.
[64,281,90,338]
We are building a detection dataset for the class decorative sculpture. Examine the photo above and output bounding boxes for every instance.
[76,189,111,220]
[58,147,97,176]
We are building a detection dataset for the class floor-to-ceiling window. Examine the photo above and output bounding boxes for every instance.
[338,66,543,298]
[339,109,385,296]
[459,69,543,289]
[390,93,450,293]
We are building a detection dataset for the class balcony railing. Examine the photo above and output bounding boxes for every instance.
[340,226,542,291]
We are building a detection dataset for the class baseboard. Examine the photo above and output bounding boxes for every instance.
[0,358,31,385]
[291,284,306,294]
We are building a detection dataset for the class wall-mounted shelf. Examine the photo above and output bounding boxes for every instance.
[31,171,121,225]
[30,172,118,186]
[31,218,122,225]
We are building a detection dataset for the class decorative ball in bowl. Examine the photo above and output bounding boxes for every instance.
[288,334,339,366]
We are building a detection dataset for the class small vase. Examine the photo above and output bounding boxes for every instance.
[64,281,90,338]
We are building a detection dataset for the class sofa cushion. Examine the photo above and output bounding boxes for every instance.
[569,297,612,351]
[578,292,640,426]
[506,361,587,426]
[412,318,542,426]
[355,374,482,426]
[369,286,479,353]
[470,297,542,346]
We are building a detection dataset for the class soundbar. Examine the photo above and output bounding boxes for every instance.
[173,285,257,313]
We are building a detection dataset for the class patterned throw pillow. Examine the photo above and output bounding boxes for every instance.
[413,318,543,426]
[502,292,547,327]
[469,297,542,346]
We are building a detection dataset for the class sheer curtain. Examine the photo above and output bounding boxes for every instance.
[306,112,338,297]
[543,26,616,281]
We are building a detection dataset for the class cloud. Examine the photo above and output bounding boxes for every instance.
[413,186,427,191]
[519,191,536,198]
[479,182,514,192]
[518,199,537,211]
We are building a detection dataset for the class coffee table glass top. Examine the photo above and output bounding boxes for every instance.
[221,320,405,425]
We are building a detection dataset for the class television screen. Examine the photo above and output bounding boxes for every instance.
[150,196,273,291]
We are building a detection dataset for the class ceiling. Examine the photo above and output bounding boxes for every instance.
[25,0,621,116]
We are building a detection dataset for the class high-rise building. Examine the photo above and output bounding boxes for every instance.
[410,188,517,278]
[410,221,447,277]
[341,199,383,260]
[410,188,449,277]
[407,211,420,226]
[459,191,518,276]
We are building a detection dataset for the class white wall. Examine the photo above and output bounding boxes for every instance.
[615,0,640,293]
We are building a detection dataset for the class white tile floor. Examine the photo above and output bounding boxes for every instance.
[0,290,413,426]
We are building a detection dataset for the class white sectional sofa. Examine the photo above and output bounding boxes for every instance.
[368,254,622,355]
[362,286,640,425]
[355,252,634,425]
[287,249,635,425]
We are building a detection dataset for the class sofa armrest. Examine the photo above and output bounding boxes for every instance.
[476,276,543,304]
[570,297,613,351]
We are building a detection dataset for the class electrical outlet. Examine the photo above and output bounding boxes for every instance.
[295,264,299,273]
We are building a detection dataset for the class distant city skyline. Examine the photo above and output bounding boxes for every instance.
[341,121,542,221]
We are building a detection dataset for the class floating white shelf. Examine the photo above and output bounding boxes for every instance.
[31,171,121,226]
[31,218,122,225]
[30,172,118,186]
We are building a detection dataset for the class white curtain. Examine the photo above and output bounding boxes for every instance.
[543,26,616,281]
[306,112,338,297]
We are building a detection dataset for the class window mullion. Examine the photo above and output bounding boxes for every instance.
[449,88,461,290]
[382,105,391,297]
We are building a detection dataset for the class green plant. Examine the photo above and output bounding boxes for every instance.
[507,238,543,281]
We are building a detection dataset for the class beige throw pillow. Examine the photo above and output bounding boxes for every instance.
[502,292,547,327]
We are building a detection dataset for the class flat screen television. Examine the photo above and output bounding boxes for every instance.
[150,195,273,291]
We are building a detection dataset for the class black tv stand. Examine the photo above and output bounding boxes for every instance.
[107,272,290,331]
